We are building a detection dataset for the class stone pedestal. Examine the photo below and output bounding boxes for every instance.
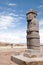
[23,49,40,58]
[11,53,43,65]
[11,49,43,65]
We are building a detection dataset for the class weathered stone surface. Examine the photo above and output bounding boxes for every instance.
[27,35,39,38]
[23,49,41,58]
[27,39,40,50]
[26,9,40,49]
[24,52,37,58]
[38,61,43,65]
[26,9,37,15]
[11,55,43,65]
[27,31,39,36]
[26,61,43,65]
[11,56,27,65]
[28,62,38,65]
[28,46,40,50]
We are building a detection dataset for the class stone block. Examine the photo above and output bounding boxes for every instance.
[23,49,40,58]
[28,62,38,65]
[27,38,40,49]
[27,35,39,38]
[11,55,43,65]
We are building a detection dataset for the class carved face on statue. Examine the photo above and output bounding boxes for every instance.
[26,13,36,21]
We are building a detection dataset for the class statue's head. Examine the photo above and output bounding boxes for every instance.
[26,9,37,21]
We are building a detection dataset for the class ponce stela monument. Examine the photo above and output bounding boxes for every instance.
[26,9,40,50]
[11,9,43,65]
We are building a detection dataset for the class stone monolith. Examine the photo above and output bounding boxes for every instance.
[26,9,40,50]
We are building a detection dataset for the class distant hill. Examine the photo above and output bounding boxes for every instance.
[0,42,42,47]
[14,44,24,46]
[0,42,10,46]
[0,42,26,46]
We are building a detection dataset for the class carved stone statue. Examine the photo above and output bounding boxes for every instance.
[26,9,40,50]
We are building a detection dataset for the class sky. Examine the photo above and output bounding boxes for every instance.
[0,0,43,44]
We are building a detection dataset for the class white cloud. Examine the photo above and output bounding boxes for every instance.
[9,13,19,17]
[0,13,24,30]
[8,3,16,6]
[38,12,41,15]
[38,5,43,8]
[0,30,26,43]
[39,19,43,26]
[0,15,14,30]
[42,1,43,3]
[0,12,26,43]
[39,30,43,45]
[39,19,43,44]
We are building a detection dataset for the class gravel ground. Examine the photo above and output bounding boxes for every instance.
[0,47,26,65]
[0,46,42,65]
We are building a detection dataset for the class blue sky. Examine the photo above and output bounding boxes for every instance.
[0,0,43,44]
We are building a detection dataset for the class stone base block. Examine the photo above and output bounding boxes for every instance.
[11,49,43,65]
[11,55,43,65]
[11,55,27,65]
[23,49,43,58]
[27,62,38,65]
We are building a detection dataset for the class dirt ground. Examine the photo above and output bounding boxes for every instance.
[0,47,26,65]
[0,46,43,65]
